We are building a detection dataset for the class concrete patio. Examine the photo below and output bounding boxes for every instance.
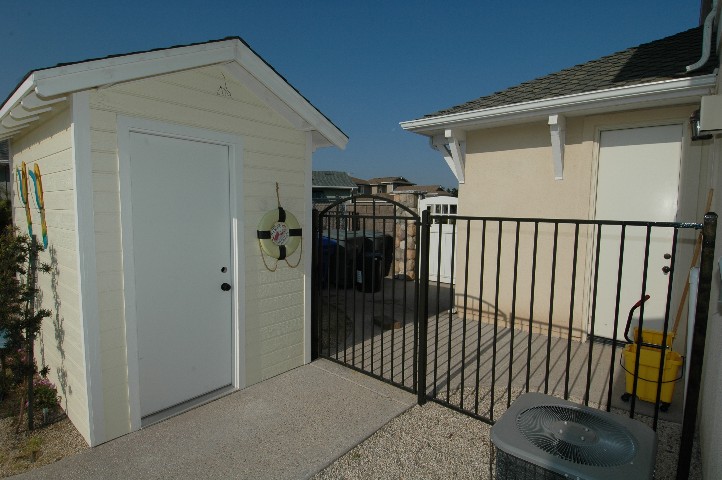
[14,360,415,480]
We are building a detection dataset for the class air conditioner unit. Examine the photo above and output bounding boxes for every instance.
[491,393,656,480]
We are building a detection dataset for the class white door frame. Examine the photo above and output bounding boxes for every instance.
[117,116,245,431]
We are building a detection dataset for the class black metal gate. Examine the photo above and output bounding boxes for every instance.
[312,199,717,480]
[312,195,420,392]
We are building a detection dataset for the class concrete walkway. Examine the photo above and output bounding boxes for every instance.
[16,359,415,480]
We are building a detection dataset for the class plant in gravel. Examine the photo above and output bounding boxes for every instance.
[23,436,42,462]
[0,227,52,431]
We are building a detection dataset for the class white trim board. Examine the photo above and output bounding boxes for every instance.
[71,91,106,446]
[117,116,245,431]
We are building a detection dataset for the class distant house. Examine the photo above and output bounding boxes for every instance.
[366,176,414,194]
[350,176,371,195]
[393,184,449,196]
[312,170,358,202]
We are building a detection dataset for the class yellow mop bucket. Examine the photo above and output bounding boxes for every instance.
[620,295,683,411]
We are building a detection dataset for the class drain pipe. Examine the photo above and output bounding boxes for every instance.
[686,0,718,73]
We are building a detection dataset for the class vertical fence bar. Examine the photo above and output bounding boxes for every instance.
[490,220,503,420]
[417,209,431,405]
[445,221,457,404]
[653,227,678,430]
[361,216,367,369]
[402,218,409,385]
[390,208,397,382]
[370,200,377,375]
[474,219,487,415]
[381,217,386,377]
[351,204,358,368]
[676,213,717,480]
[460,220,471,409]
[334,207,341,360]
[585,224,603,405]
[311,209,320,360]
[413,215,420,391]
[606,225,626,412]
[630,226,652,419]
[544,222,559,394]
[526,222,539,393]
[564,223,580,400]
[508,221,520,408]
[343,222,349,364]
[433,216,443,397]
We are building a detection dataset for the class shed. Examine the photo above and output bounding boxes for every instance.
[0,37,347,445]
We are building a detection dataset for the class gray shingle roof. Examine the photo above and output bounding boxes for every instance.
[425,26,717,118]
[312,171,357,188]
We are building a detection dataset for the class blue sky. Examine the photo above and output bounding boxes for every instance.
[1,1,702,187]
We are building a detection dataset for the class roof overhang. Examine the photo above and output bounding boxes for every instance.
[0,38,348,150]
[400,74,718,136]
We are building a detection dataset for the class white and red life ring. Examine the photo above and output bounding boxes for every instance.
[256,207,302,260]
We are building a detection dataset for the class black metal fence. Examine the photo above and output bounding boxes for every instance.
[313,196,716,480]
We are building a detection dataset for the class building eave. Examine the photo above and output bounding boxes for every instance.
[400,74,718,136]
[0,39,349,150]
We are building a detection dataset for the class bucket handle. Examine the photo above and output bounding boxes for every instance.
[619,353,685,384]
[624,294,650,344]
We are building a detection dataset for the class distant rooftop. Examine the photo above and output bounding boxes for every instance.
[424,26,717,119]
[312,171,357,188]
[367,176,413,185]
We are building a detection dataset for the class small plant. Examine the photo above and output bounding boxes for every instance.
[23,436,42,462]
[32,377,59,411]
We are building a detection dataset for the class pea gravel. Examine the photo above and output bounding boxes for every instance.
[314,387,703,480]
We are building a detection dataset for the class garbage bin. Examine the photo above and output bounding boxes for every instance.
[356,251,384,293]
[328,233,365,288]
[320,237,337,288]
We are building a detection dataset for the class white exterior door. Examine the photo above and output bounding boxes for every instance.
[420,197,458,284]
[592,125,682,341]
[129,131,234,418]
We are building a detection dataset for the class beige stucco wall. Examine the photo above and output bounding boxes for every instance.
[87,65,309,441]
[456,105,705,342]
[10,106,92,442]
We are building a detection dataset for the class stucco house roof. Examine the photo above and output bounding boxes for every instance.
[312,171,357,189]
[350,176,370,185]
[394,185,448,194]
[367,176,413,185]
[426,26,717,119]
[0,37,348,150]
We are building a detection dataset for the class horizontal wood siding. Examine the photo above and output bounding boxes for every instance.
[11,106,91,442]
[89,65,308,439]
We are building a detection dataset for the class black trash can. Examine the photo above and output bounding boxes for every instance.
[356,251,384,293]
[328,234,364,288]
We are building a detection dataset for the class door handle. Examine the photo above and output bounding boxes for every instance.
[221,283,232,291]
[662,266,671,275]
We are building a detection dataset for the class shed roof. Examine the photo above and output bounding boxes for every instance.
[312,171,357,188]
[0,37,348,150]
[425,26,717,119]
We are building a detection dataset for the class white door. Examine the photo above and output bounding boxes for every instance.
[592,125,682,341]
[420,197,458,284]
[129,132,233,418]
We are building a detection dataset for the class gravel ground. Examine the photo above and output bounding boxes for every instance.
[314,388,703,480]
[0,416,87,478]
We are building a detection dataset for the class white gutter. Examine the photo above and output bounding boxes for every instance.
[400,74,717,134]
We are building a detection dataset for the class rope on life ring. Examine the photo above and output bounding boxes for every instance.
[257,183,303,271]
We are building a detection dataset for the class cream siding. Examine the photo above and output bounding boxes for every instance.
[457,105,702,344]
[88,65,308,439]
[10,106,91,442]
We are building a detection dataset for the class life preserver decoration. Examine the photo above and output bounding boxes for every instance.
[257,207,302,260]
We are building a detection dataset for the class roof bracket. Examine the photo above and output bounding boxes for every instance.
[431,129,466,183]
[548,114,566,180]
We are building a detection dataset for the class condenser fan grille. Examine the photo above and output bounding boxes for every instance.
[516,405,636,467]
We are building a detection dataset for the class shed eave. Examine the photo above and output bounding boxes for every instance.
[400,73,718,136]
[0,38,349,150]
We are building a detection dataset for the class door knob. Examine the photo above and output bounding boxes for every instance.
[221,283,232,291]
[662,266,671,275]
[663,253,672,260]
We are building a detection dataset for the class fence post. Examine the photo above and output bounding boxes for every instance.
[676,212,717,480]
[311,209,320,361]
[417,209,431,405]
